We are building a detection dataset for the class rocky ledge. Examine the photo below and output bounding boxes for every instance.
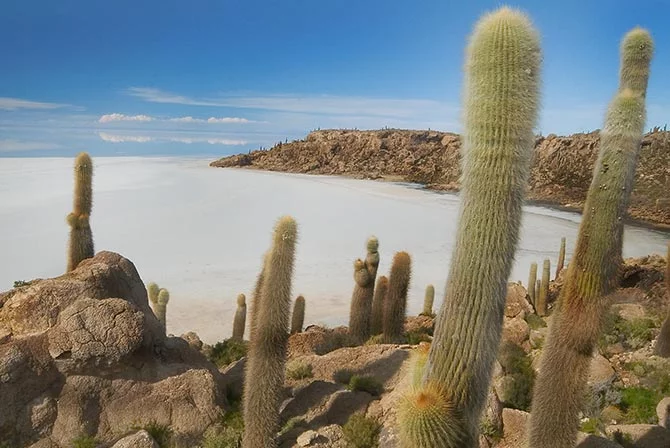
[211,129,670,229]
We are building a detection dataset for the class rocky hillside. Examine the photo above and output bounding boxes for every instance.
[211,129,670,228]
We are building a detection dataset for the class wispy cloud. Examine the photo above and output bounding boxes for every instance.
[126,87,224,107]
[98,113,154,123]
[0,139,62,152]
[0,97,70,111]
[98,132,247,145]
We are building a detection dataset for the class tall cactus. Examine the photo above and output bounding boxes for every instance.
[421,285,435,316]
[242,216,298,448]
[654,242,670,357]
[291,295,306,334]
[397,8,540,447]
[249,251,269,341]
[370,276,389,336]
[556,237,566,278]
[348,236,380,342]
[155,288,170,333]
[66,152,94,272]
[383,252,411,343]
[528,262,538,308]
[528,28,653,448]
[537,259,550,316]
[232,293,247,341]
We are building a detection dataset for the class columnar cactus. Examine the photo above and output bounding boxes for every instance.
[66,152,94,272]
[348,236,380,342]
[528,28,653,448]
[155,288,170,332]
[242,216,298,448]
[383,252,411,343]
[397,8,540,447]
[370,276,389,336]
[291,295,306,334]
[535,280,541,308]
[147,282,160,317]
[537,259,550,316]
[249,251,269,341]
[556,237,566,278]
[654,242,670,357]
[422,285,435,316]
[232,293,247,341]
[528,262,537,307]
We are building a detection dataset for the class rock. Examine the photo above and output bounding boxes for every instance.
[404,315,434,334]
[529,329,545,349]
[111,430,159,448]
[502,317,530,349]
[297,430,319,446]
[47,298,144,366]
[612,303,647,321]
[27,439,59,448]
[499,408,529,447]
[288,326,353,357]
[308,390,373,427]
[280,380,342,424]
[657,397,670,428]
[220,356,246,402]
[575,433,624,447]
[606,424,670,448]
[180,331,203,351]
[505,283,533,318]
[588,353,616,391]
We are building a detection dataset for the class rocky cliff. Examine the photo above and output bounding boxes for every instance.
[211,129,670,228]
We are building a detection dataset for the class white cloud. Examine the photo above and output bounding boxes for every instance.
[0,97,70,111]
[0,139,61,152]
[98,132,154,143]
[206,117,251,123]
[126,87,224,107]
[98,113,154,123]
[98,132,247,145]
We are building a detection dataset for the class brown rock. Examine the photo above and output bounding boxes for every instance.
[588,353,615,390]
[505,283,533,318]
[606,424,670,448]
[502,317,530,349]
[499,408,529,448]
[575,434,624,447]
[111,430,159,448]
[657,397,670,429]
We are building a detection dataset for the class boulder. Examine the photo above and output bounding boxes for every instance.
[588,353,616,391]
[499,408,529,447]
[505,283,533,318]
[657,397,670,428]
[111,430,159,448]
[502,317,530,349]
[605,424,670,448]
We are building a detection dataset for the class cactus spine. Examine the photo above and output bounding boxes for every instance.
[348,236,380,342]
[654,242,670,357]
[556,237,566,278]
[155,289,170,333]
[528,262,537,307]
[66,152,94,272]
[537,259,550,316]
[242,216,298,448]
[370,276,388,336]
[291,295,306,334]
[528,28,652,448]
[422,285,435,316]
[383,252,411,343]
[232,293,247,341]
[397,8,540,447]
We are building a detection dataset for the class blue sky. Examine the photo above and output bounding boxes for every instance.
[1,0,668,157]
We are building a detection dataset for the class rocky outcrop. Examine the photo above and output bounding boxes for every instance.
[0,252,229,448]
[211,129,670,227]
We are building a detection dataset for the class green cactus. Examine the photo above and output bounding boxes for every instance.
[291,295,305,334]
[654,242,670,357]
[155,288,170,332]
[535,280,541,309]
[397,8,540,447]
[537,259,550,316]
[232,293,247,341]
[370,276,388,336]
[382,251,411,343]
[528,262,538,307]
[421,285,435,317]
[249,250,269,341]
[528,28,652,448]
[349,236,380,342]
[147,282,160,305]
[66,152,94,273]
[242,216,298,448]
[556,237,566,278]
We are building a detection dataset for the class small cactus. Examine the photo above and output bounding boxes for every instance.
[370,276,389,336]
[383,252,411,343]
[556,237,566,278]
[155,288,170,332]
[348,236,380,342]
[242,216,298,448]
[421,285,435,317]
[232,293,247,341]
[537,259,550,316]
[147,282,160,305]
[528,262,538,307]
[291,295,306,334]
[66,152,94,273]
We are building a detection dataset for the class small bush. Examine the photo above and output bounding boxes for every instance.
[579,417,603,435]
[71,435,97,448]
[200,409,243,448]
[286,361,313,380]
[406,330,431,345]
[364,334,384,345]
[348,375,383,396]
[208,339,247,368]
[13,280,30,288]
[619,386,660,424]
[333,369,355,384]
[132,421,172,448]
[279,417,307,436]
[479,418,503,441]
[525,313,546,330]
[496,341,535,411]
[342,413,381,448]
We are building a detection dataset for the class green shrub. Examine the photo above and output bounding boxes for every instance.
[364,334,384,345]
[579,417,603,435]
[348,375,383,397]
[497,341,535,411]
[13,280,30,288]
[342,413,381,448]
[406,330,431,345]
[208,339,247,368]
[333,369,355,384]
[132,421,172,448]
[71,435,97,448]
[619,386,660,424]
[199,409,244,448]
[525,313,546,330]
[286,361,313,380]
[479,418,503,441]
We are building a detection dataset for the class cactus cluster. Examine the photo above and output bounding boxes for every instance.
[528,27,653,448]
[66,152,94,272]
[232,293,247,341]
[146,282,170,332]
[348,236,380,342]
[397,7,541,446]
